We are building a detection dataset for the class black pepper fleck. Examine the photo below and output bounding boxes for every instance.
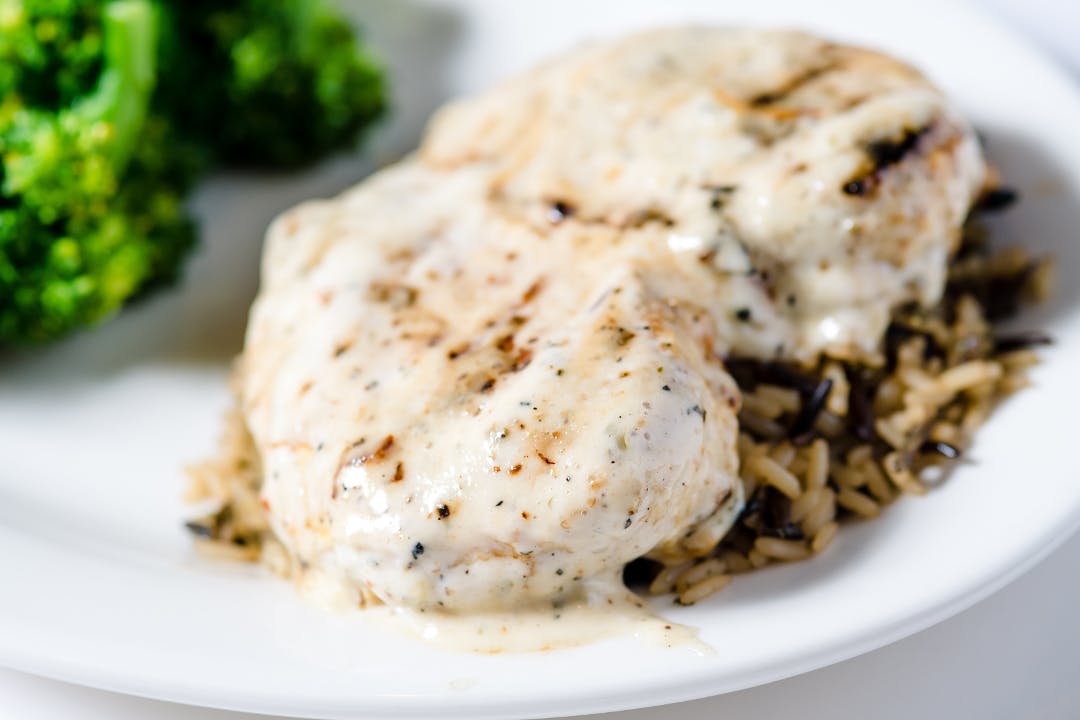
[411,542,424,559]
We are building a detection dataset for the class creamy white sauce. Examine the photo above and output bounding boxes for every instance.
[297,566,709,654]
[237,27,986,650]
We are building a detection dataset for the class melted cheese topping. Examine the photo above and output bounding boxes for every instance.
[238,28,985,640]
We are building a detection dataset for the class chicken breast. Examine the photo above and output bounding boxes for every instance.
[426,27,985,358]
[238,28,985,614]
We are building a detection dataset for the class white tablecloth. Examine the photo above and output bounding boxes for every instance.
[4,1,1078,718]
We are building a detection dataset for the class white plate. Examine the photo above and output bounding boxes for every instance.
[2,1,1079,718]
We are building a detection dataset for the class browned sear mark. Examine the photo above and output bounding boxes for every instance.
[511,348,533,372]
[369,280,418,308]
[748,60,837,107]
[522,279,544,304]
[392,461,405,483]
[608,325,636,347]
[447,342,470,360]
[356,435,395,464]
[496,334,515,352]
[843,125,933,197]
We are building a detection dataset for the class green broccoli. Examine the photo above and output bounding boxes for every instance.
[0,0,196,344]
[156,0,387,168]
[0,0,386,345]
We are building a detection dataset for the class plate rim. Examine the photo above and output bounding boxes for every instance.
[2,0,1080,717]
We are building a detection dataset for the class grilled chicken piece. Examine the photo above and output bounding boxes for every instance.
[425,27,985,358]
[239,28,985,613]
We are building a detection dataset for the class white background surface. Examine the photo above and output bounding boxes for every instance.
[3,1,1079,718]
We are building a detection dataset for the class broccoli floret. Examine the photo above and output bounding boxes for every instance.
[0,0,105,109]
[156,0,387,168]
[0,0,196,344]
[0,0,386,345]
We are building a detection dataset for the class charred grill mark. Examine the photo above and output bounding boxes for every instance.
[842,125,933,197]
[867,127,930,170]
[748,60,838,108]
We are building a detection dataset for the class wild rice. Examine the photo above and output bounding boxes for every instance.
[811,521,839,554]
[746,455,802,499]
[801,489,837,538]
[754,537,811,562]
[677,574,733,606]
[674,558,727,592]
[836,489,881,518]
[640,217,1049,604]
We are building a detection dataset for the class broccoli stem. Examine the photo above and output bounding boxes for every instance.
[73,0,157,175]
